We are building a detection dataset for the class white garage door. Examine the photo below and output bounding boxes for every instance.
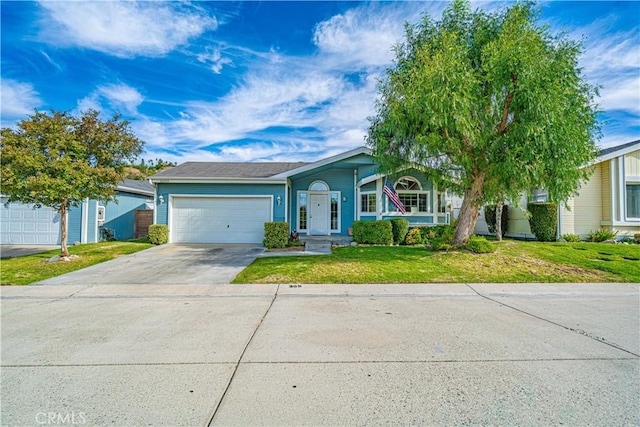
[171,196,272,244]
[0,198,61,244]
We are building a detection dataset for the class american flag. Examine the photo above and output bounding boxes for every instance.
[384,179,406,214]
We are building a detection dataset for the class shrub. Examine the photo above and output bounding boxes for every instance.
[634,234,640,244]
[353,220,393,245]
[427,225,456,251]
[528,202,558,242]
[263,222,289,248]
[404,228,424,245]
[562,233,582,243]
[586,228,618,243]
[484,204,509,236]
[148,224,168,245]
[390,218,410,244]
[465,235,496,253]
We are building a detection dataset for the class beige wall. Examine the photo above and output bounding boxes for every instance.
[625,149,640,177]
[561,164,603,237]
[601,161,611,222]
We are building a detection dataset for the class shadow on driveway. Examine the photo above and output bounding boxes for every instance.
[36,244,265,285]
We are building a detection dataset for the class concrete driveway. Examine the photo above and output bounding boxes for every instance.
[0,244,59,259]
[36,244,265,285]
[1,282,638,426]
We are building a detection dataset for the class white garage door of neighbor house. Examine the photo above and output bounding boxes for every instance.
[0,198,61,245]
[171,197,272,244]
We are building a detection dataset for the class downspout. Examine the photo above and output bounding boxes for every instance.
[284,179,290,225]
[557,202,563,240]
[353,170,358,222]
[151,179,157,226]
[610,159,616,224]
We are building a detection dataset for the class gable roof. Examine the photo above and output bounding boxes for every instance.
[271,147,372,178]
[116,178,154,196]
[149,161,307,183]
[598,140,639,162]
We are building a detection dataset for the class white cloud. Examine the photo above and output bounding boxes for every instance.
[38,1,217,57]
[77,83,144,115]
[0,79,43,119]
[197,47,232,74]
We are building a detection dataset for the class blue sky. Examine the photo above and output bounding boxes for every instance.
[1,1,638,164]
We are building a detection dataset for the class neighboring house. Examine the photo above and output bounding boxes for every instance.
[0,179,154,245]
[474,140,640,239]
[150,147,453,244]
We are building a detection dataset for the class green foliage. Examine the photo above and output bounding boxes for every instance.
[367,0,599,245]
[465,235,496,253]
[485,205,509,236]
[429,225,456,251]
[635,234,640,244]
[148,224,168,245]
[586,228,618,243]
[404,228,425,245]
[263,222,289,248]
[353,220,394,245]
[528,202,558,242]
[1,109,144,256]
[390,218,410,244]
[126,158,177,180]
[562,233,582,243]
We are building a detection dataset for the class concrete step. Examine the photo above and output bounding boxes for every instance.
[304,242,332,254]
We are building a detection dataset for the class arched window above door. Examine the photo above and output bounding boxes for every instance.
[395,176,421,191]
[309,181,329,191]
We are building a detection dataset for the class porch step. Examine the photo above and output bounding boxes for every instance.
[304,241,332,254]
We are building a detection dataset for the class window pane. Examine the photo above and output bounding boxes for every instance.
[627,184,640,218]
[309,181,329,191]
[299,193,307,230]
[331,193,339,230]
[361,193,376,213]
[368,194,376,212]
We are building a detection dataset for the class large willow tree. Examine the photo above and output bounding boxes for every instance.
[367,0,599,244]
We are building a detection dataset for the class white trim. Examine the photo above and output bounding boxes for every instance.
[168,194,274,244]
[296,191,308,233]
[353,169,358,223]
[359,191,377,214]
[596,142,640,164]
[619,156,625,222]
[272,147,371,178]
[308,180,329,191]
[284,182,289,224]
[81,198,89,243]
[115,186,154,197]
[358,173,384,187]
[94,200,99,243]
[610,159,616,224]
[376,178,383,220]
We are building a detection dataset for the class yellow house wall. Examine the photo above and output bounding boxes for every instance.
[561,164,602,237]
[601,161,611,222]
[625,149,640,177]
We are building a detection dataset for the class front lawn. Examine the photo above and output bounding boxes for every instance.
[233,240,640,284]
[1,241,154,285]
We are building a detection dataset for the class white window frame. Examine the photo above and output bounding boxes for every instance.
[385,176,431,214]
[625,179,640,221]
[360,191,377,214]
[298,187,341,233]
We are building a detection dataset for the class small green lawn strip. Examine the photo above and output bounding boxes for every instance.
[232,240,639,284]
[1,241,154,286]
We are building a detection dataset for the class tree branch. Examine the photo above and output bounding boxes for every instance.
[498,72,518,136]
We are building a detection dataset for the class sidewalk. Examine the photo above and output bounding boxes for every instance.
[2,283,639,426]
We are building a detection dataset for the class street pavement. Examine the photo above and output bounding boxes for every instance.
[1,282,638,426]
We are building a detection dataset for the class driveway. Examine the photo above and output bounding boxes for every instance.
[36,244,265,285]
[1,283,638,426]
[0,244,59,259]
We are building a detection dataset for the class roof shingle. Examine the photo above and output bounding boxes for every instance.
[150,162,308,179]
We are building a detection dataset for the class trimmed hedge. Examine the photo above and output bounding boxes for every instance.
[148,224,168,245]
[484,204,508,236]
[390,218,410,245]
[353,220,393,245]
[465,235,496,253]
[528,202,558,242]
[263,222,289,248]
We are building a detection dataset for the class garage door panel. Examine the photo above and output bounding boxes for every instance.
[0,199,61,244]
[171,197,271,244]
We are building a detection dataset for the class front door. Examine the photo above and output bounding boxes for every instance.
[309,193,329,235]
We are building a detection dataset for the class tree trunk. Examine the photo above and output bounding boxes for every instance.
[60,199,69,257]
[495,202,503,242]
[452,175,485,245]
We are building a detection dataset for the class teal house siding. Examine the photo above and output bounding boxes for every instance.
[103,192,152,240]
[67,204,83,244]
[155,183,285,225]
[87,200,99,242]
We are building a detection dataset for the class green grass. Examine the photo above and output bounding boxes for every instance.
[233,240,640,284]
[1,241,154,285]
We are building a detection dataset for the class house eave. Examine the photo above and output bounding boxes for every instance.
[272,146,372,178]
[115,186,155,197]
[149,177,288,185]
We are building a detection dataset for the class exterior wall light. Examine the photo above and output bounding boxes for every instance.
[276,196,282,206]
[158,195,164,204]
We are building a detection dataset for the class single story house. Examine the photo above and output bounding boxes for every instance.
[0,179,154,245]
[149,147,452,244]
[474,140,640,239]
